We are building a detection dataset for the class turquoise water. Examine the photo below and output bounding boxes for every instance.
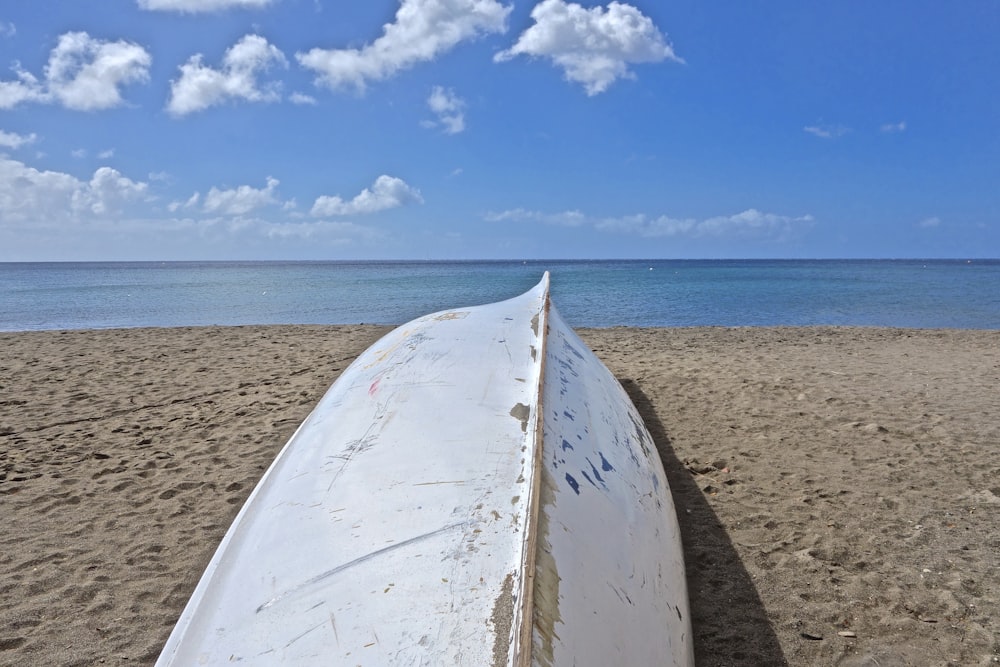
[1,260,998,331]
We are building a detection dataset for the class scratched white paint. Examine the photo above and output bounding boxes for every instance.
[156,273,692,666]
[156,280,546,666]
[533,302,693,666]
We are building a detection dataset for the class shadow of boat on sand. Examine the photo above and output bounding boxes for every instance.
[621,378,788,667]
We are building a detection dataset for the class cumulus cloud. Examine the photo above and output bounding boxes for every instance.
[425,86,465,134]
[0,22,15,38]
[167,34,288,116]
[297,0,511,92]
[0,33,151,111]
[137,0,276,11]
[0,67,47,109]
[881,120,907,133]
[201,176,282,215]
[490,207,812,240]
[804,124,850,139]
[0,156,148,224]
[80,167,149,215]
[311,175,422,216]
[0,158,79,223]
[918,216,941,228]
[495,0,681,95]
[0,129,38,150]
[46,32,152,111]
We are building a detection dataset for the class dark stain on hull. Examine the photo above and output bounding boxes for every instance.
[586,458,606,488]
[564,473,580,495]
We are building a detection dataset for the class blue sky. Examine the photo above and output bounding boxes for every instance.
[0,0,997,260]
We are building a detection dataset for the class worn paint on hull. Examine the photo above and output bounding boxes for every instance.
[156,273,692,666]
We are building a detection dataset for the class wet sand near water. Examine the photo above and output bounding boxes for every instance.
[1,325,998,665]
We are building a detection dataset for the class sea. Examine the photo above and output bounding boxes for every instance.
[1,259,998,332]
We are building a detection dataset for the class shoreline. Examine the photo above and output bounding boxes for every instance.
[1,325,998,665]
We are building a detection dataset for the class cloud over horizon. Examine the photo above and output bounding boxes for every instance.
[311,175,423,217]
[202,176,282,215]
[485,208,586,226]
[0,156,149,224]
[489,206,813,241]
[0,156,388,251]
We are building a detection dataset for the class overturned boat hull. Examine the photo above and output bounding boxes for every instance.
[156,273,692,666]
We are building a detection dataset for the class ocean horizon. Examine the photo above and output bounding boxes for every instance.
[2,259,999,332]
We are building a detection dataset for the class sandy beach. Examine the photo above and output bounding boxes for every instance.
[1,325,998,666]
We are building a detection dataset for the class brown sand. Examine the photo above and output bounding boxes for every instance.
[1,325,998,666]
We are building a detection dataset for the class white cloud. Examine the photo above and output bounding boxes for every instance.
[168,191,200,212]
[177,214,382,246]
[311,175,422,216]
[918,216,941,228]
[804,124,850,139]
[213,215,385,251]
[0,22,15,38]
[46,32,151,111]
[0,67,48,109]
[71,148,87,159]
[201,176,281,215]
[297,0,511,92]
[289,91,317,105]
[98,148,115,159]
[79,167,149,215]
[262,219,379,241]
[597,209,813,239]
[0,158,79,224]
[881,120,907,133]
[0,129,37,149]
[0,32,151,111]
[137,0,276,11]
[0,157,405,254]
[495,0,681,96]
[485,208,585,226]
[426,86,465,134]
[0,156,148,224]
[167,34,288,116]
[490,207,812,240]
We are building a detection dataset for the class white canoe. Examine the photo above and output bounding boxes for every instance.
[156,273,692,666]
